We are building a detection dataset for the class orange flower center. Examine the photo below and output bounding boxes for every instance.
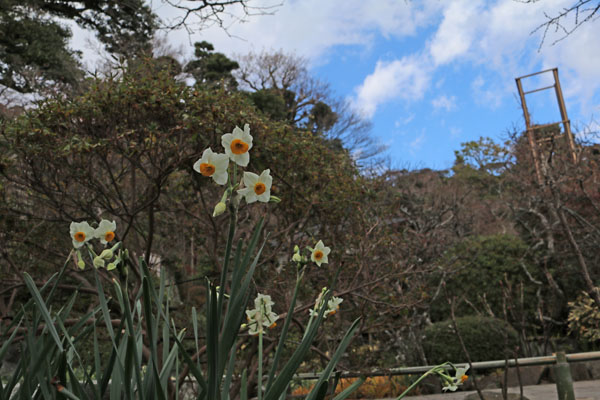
[105,231,115,242]
[269,322,277,329]
[254,182,266,195]
[460,375,468,383]
[313,250,324,260]
[231,139,249,155]
[199,163,215,176]
[74,232,86,242]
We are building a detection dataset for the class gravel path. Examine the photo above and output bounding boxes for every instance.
[382,380,600,400]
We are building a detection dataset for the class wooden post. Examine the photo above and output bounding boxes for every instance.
[554,351,575,400]
[552,68,577,163]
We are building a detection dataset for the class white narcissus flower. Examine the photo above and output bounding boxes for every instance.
[238,169,272,203]
[221,124,253,167]
[193,147,229,185]
[310,240,331,266]
[95,220,117,245]
[442,366,469,392]
[326,296,343,316]
[245,293,278,336]
[70,221,95,249]
[309,294,343,319]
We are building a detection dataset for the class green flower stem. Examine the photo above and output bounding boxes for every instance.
[258,330,264,400]
[394,363,450,400]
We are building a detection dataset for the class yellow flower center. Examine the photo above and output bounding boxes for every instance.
[460,375,468,383]
[105,231,115,242]
[313,250,324,261]
[74,232,86,242]
[254,182,266,195]
[199,163,215,176]
[231,139,249,155]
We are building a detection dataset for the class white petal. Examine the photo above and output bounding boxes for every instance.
[256,191,271,203]
[202,147,214,161]
[212,171,228,185]
[221,133,233,154]
[242,172,259,187]
[232,126,243,138]
[233,152,250,167]
[244,191,258,203]
[214,153,230,171]
[192,158,202,173]
[259,169,272,187]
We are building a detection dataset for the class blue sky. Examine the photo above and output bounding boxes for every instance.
[73,0,600,170]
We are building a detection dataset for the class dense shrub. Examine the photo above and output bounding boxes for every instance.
[568,288,600,345]
[429,234,541,322]
[423,316,519,364]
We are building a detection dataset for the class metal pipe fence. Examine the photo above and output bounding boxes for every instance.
[294,351,600,380]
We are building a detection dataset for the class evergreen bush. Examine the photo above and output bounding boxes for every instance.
[423,316,519,364]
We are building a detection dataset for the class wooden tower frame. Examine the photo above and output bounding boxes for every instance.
[515,68,577,184]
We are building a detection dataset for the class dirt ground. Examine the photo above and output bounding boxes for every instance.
[383,380,600,400]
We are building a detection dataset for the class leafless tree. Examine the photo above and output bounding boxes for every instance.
[517,0,600,47]
[160,0,282,33]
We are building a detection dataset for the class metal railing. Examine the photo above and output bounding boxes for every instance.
[295,351,600,400]
[294,351,600,380]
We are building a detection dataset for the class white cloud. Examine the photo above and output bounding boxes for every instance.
[431,94,457,111]
[159,0,445,63]
[429,0,482,66]
[353,55,431,118]
[409,131,426,153]
[450,127,462,138]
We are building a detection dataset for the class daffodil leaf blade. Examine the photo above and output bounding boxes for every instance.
[305,318,361,400]
[332,376,366,400]
[263,290,332,400]
[22,272,63,352]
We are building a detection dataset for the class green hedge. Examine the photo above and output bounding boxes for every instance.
[423,316,519,364]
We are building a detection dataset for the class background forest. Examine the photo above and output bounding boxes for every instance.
[1,0,600,388]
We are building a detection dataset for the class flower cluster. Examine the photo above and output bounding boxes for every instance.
[292,240,331,268]
[70,220,116,249]
[441,366,469,392]
[69,219,122,270]
[245,293,278,336]
[193,124,275,210]
[309,287,343,319]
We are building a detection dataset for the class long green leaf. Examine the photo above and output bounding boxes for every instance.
[220,340,238,400]
[332,376,366,400]
[22,273,63,352]
[114,279,144,399]
[240,369,248,400]
[265,275,301,391]
[305,318,361,400]
[206,282,220,400]
[263,290,333,400]
[218,233,267,378]
[173,333,208,394]
[217,208,238,320]
[93,269,116,342]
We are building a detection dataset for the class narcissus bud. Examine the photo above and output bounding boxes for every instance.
[213,202,226,217]
[93,256,105,269]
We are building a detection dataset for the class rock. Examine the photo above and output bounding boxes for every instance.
[547,362,591,382]
[584,360,600,379]
[503,365,547,387]
[464,391,529,400]
[419,374,443,394]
